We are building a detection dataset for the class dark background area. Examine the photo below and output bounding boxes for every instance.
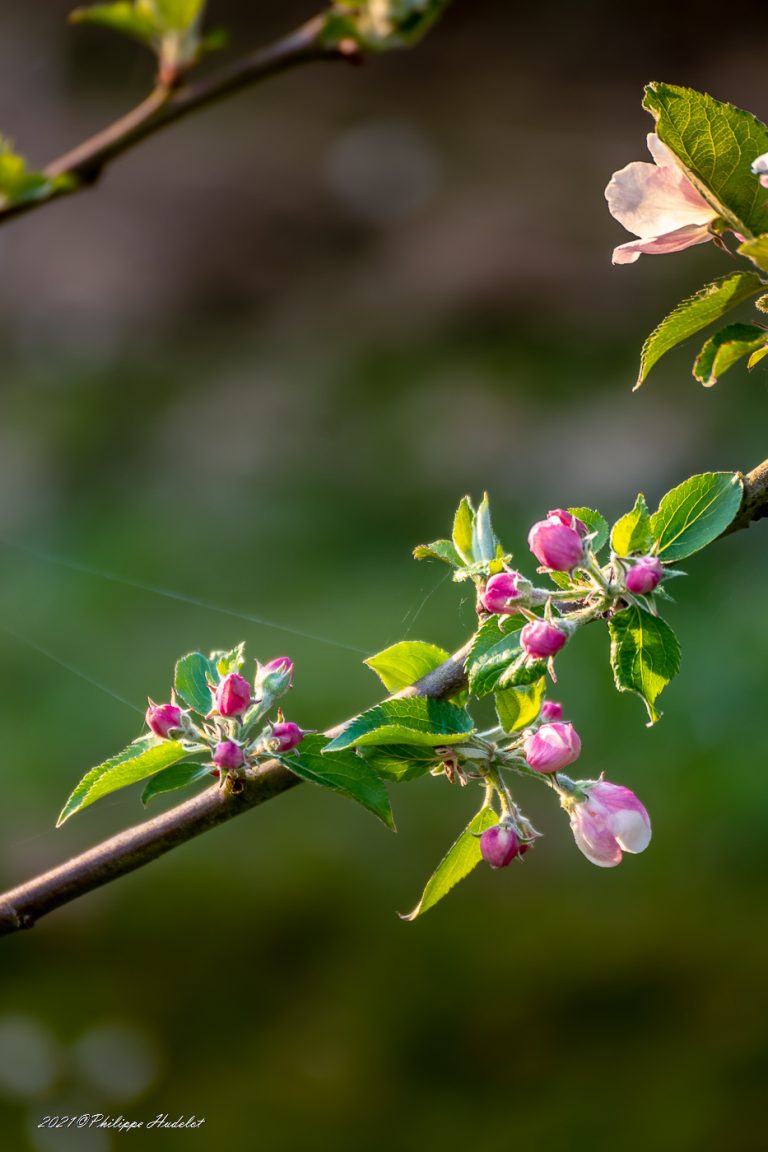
[1,2,768,1150]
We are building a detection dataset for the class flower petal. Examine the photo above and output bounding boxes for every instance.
[569,808,622,868]
[606,160,715,239]
[612,223,714,265]
[609,809,651,855]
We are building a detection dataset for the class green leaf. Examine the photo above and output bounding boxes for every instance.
[465,616,524,697]
[495,678,546,733]
[212,642,246,677]
[0,138,74,211]
[282,734,394,828]
[650,472,743,561]
[58,737,190,825]
[748,343,768,369]
[359,743,437,782]
[141,0,205,31]
[141,762,212,805]
[692,323,768,386]
[324,698,474,752]
[497,655,547,689]
[412,538,462,567]
[611,493,653,557]
[452,496,475,563]
[608,606,681,725]
[364,640,450,693]
[471,492,497,563]
[401,806,497,921]
[738,234,768,273]
[643,82,768,237]
[70,2,157,44]
[174,651,215,714]
[570,507,609,552]
[636,272,764,388]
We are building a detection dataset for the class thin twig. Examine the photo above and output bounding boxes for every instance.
[0,14,351,227]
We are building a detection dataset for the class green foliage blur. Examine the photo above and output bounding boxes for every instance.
[2,2,768,1150]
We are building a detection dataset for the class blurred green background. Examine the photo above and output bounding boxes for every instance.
[2,2,768,1149]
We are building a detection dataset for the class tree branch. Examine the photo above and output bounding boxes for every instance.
[0,642,471,937]
[0,14,352,227]
[2,454,766,939]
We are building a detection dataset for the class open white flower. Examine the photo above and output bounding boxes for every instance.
[751,152,768,189]
[605,133,718,264]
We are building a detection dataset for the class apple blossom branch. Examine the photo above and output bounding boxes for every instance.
[0,643,471,937]
[0,14,354,229]
[0,459,766,939]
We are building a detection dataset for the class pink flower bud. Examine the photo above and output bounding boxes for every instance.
[481,571,523,615]
[569,780,651,867]
[145,701,183,739]
[528,510,586,571]
[255,656,294,698]
[213,740,245,771]
[271,721,304,753]
[524,721,581,773]
[625,555,663,595]
[521,620,568,659]
[480,822,521,869]
[212,672,251,717]
[540,699,563,722]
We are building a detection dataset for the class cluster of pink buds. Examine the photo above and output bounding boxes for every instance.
[144,652,305,782]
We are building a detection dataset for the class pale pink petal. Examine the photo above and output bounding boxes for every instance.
[606,161,714,238]
[645,132,678,169]
[569,808,622,868]
[609,809,651,855]
[612,222,714,264]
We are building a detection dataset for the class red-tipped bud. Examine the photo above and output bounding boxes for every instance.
[213,740,245,770]
[540,699,563,722]
[271,721,304,753]
[481,571,524,615]
[480,822,521,869]
[212,672,251,717]
[146,702,183,739]
[521,620,568,659]
[255,656,294,699]
[625,556,663,595]
[528,510,586,571]
[524,721,581,773]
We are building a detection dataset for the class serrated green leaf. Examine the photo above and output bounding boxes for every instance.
[413,538,462,567]
[58,737,190,825]
[401,806,497,921]
[141,762,212,805]
[452,496,474,564]
[324,698,474,752]
[364,640,450,693]
[643,82,768,237]
[570,507,609,552]
[650,472,743,561]
[497,655,547,689]
[495,678,545,733]
[636,272,764,388]
[359,743,437,782]
[611,493,653,556]
[174,651,215,714]
[282,734,394,828]
[465,616,524,697]
[608,606,681,725]
[692,323,768,386]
